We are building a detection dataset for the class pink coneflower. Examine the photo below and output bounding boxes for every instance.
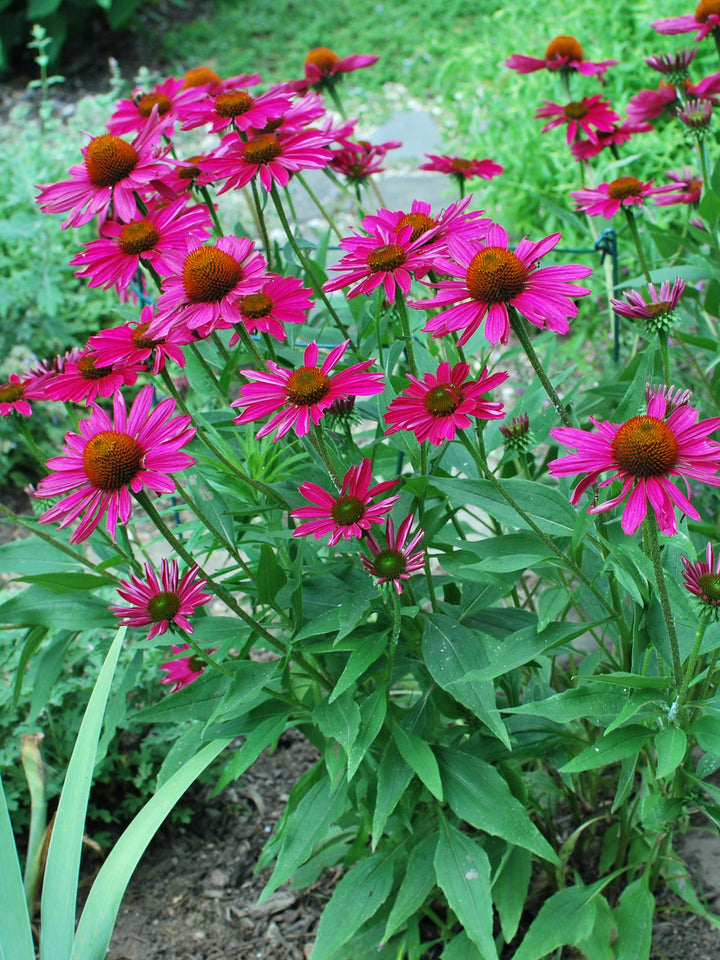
[0,373,46,417]
[205,129,333,193]
[291,458,400,545]
[70,198,213,292]
[414,223,592,347]
[160,643,219,693]
[419,153,504,184]
[506,35,617,78]
[653,2,720,41]
[360,514,425,595]
[323,221,448,302]
[25,347,83,390]
[250,90,327,137]
[110,559,211,639]
[611,278,687,324]
[682,543,720,612]
[228,274,313,343]
[291,47,378,93]
[89,305,191,376]
[678,96,714,129]
[627,73,720,123]
[384,361,508,445]
[232,339,385,441]
[571,177,661,218]
[646,49,697,76]
[36,112,170,229]
[535,95,620,144]
[548,392,720,536]
[571,121,652,160]
[328,138,401,182]
[107,76,205,135]
[44,348,144,405]
[646,382,693,413]
[361,197,491,250]
[35,384,195,543]
[150,236,266,339]
[181,67,261,92]
[180,83,291,134]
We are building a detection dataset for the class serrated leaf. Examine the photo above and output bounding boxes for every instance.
[560,725,652,773]
[392,724,443,801]
[654,726,687,779]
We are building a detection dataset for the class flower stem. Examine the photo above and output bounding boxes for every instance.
[623,207,652,284]
[184,634,234,678]
[508,307,573,427]
[188,342,224,394]
[643,511,683,687]
[294,171,344,241]
[394,290,418,378]
[198,185,224,237]
[250,177,274,271]
[232,321,266,368]
[671,614,710,720]
[310,424,342,489]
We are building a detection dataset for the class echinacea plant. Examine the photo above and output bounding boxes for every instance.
[8,12,720,960]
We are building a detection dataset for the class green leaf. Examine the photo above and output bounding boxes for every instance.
[691,715,720,755]
[560,725,652,773]
[348,689,386,779]
[492,845,531,943]
[434,820,498,960]
[313,690,361,759]
[0,585,113,628]
[372,739,413,845]
[437,747,559,864]
[39,627,126,960]
[14,572,113,593]
[613,876,654,960]
[585,671,672,689]
[654,726,687,779]
[383,833,437,942]
[131,670,229,724]
[422,615,510,747]
[311,848,397,960]
[392,724,443,801]
[512,880,611,960]
[209,711,288,794]
[0,775,34,960]
[71,738,229,960]
[444,531,555,573]
[330,631,387,703]
[614,339,657,423]
[441,932,484,960]
[13,625,48,706]
[503,683,629,724]
[209,659,280,723]
[256,543,288,605]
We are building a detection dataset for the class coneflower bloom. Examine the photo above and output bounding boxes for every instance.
[535,95,620,144]
[205,129,333,193]
[150,236,267,339]
[645,49,697,76]
[419,153,504,184]
[506,35,617,78]
[44,349,143,404]
[110,559,211,639]
[329,138,401,182]
[160,643,219,692]
[384,361,508,445]
[548,392,720,536]
[89,305,191,376]
[571,177,661,218]
[627,73,720,123]
[610,278,686,325]
[181,67,261,92]
[414,223,592,347]
[36,384,195,543]
[682,543,720,613]
[655,166,703,206]
[646,382,693,413]
[361,197,491,250]
[107,76,205,135]
[571,121,652,160]
[232,339,385,441]
[678,96,714,129]
[653,3,720,41]
[249,90,327,137]
[228,274,313,343]
[360,514,425,595]
[323,221,449,302]
[70,198,213,292]
[291,458,400,545]
[25,347,83,391]
[0,373,46,417]
[180,83,291,133]
[291,47,379,93]
[36,112,170,228]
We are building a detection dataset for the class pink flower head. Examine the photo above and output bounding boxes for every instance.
[506,35,617,78]
[160,643,218,693]
[89,305,192,376]
[110,559,211,639]
[361,197,491,251]
[571,121,652,160]
[70,198,213,292]
[645,49,697,76]
[181,68,261,93]
[653,2,720,41]
[180,83,292,134]
[36,112,171,229]
[360,514,425,595]
[414,223,592,347]
[44,348,143,405]
[384,361,508,445]
[535,95,620,144]
[419,153,504,183]
[682,543,720,612]
[646,382,693,413]
[35,384,195,543]
[549,393,720,536]
[627,73,720,123]
[151,235,267,339]
[232,339,385,441]
[107,76,206,135]
[678,96,714,128]
[571,176,661,218]
[205,129,333,193]
[610,278,686,322]
[291,47,379,93]
[328,138,401,181]
[228,274,313,343]
[291,458,400,545]
[25,347,83,391]
[0,373,46,417]
[323,220,449,302]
